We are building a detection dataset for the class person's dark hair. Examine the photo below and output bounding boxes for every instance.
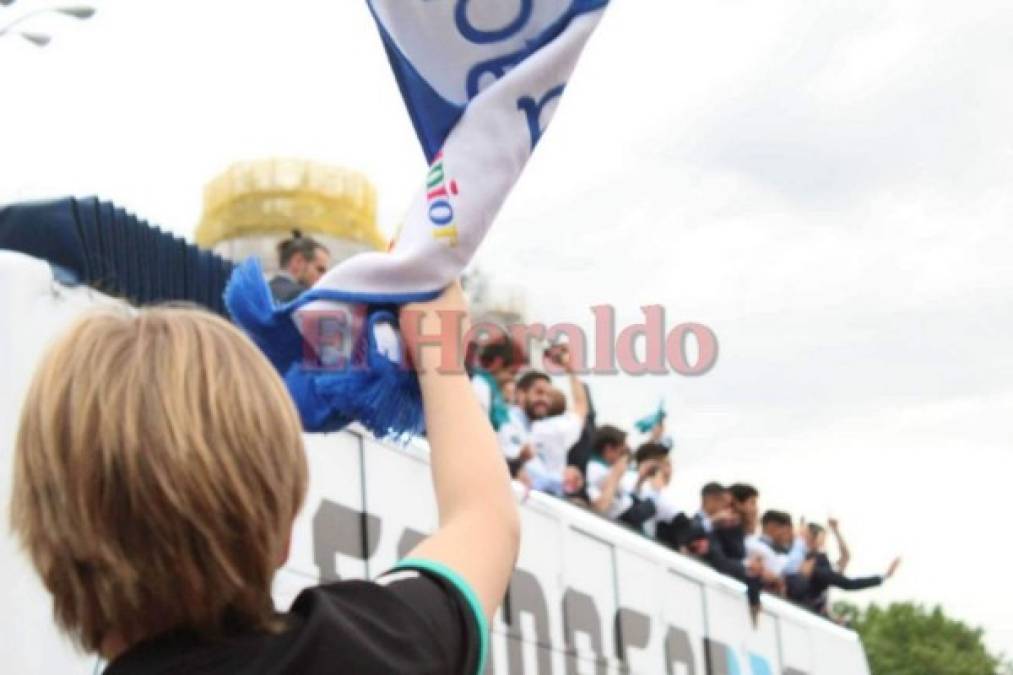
[277,230,328,268]
[591,425,626,455]
[516,370,550,392]
[761,510,792,528]
[700,482,726,499]
[807,522,824,538]
[685,522,709,544]
[728,483,758,503]
[478,338,523,370]
[634,442,669,465]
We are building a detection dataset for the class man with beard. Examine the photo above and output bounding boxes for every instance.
[268,231,331,303]
[498,345,587,495]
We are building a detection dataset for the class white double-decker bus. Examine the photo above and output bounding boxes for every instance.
[0,250,870,674]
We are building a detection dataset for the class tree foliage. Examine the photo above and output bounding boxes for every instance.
[833,601,1007,675]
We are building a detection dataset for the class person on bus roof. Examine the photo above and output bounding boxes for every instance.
[9,282,518,674]
[269,231,331,303]
[786,522,901,616]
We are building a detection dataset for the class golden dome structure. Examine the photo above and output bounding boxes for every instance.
[196,159,387,273]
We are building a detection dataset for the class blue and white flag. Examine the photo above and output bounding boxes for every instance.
[226,0,611,437]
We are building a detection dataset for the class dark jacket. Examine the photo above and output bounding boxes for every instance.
[788,553,883,615]
[713,523,747,561]
[269,274,306,303]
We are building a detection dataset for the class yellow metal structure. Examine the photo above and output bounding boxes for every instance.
[196,159,386,251]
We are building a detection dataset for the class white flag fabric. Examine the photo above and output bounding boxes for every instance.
[226,0,611,437]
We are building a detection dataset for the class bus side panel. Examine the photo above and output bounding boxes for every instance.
[703,583,755,674]
[562,527,620,672]
[746,611,783,675]
[359,436,439,575]
[0,254,875,675]
[660,569,709,675]
[778,616,815,675]
[0,254,108,673]
[809,624,870,675]
[284,431,369,585]
[613,548,665,673]
[492,503,569,675]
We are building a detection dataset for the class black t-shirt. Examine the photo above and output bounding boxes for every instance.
[104,560,487,675]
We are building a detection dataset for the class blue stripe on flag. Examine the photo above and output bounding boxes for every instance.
[367,1,465,163]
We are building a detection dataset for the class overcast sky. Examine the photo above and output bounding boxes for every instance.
[3,0,1012,657]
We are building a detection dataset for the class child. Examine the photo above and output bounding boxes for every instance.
[10,283,517,674]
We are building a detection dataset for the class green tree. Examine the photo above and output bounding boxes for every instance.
[833,601,1007,675]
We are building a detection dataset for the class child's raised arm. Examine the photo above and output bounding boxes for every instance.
[398,282,521,624]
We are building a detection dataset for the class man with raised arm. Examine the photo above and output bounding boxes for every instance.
[585,426,663,531]
[10,282,518,675]
[788,522,900,616]
[497,344,589,494]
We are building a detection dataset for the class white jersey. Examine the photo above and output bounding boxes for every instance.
[530,412,582,475]
[745,534,808,576]
[497,406,530,461]
[586,459,637,520]
[637,483,682,537]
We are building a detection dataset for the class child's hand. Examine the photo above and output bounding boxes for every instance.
[401,280,468,320]
[399,281,470,368]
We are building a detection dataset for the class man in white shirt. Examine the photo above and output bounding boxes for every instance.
[630,442,682,537]
[497,345,588,493]
[694,482,736,533]
[584,426,633,519]
[585,427,662,529]
[726,485,797,594]
[526,388,583,489]
[748,510,807,578]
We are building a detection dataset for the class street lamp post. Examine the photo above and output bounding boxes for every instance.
[18,31,50,47]
[0,5,96,47]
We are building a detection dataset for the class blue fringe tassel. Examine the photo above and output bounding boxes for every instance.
[224,261,425,440]
[223,258,303,371]
[282,310,425,439]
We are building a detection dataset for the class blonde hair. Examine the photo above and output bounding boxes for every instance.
[10,306,308,652]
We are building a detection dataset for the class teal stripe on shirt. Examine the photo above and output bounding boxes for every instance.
[395,558,489,675]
